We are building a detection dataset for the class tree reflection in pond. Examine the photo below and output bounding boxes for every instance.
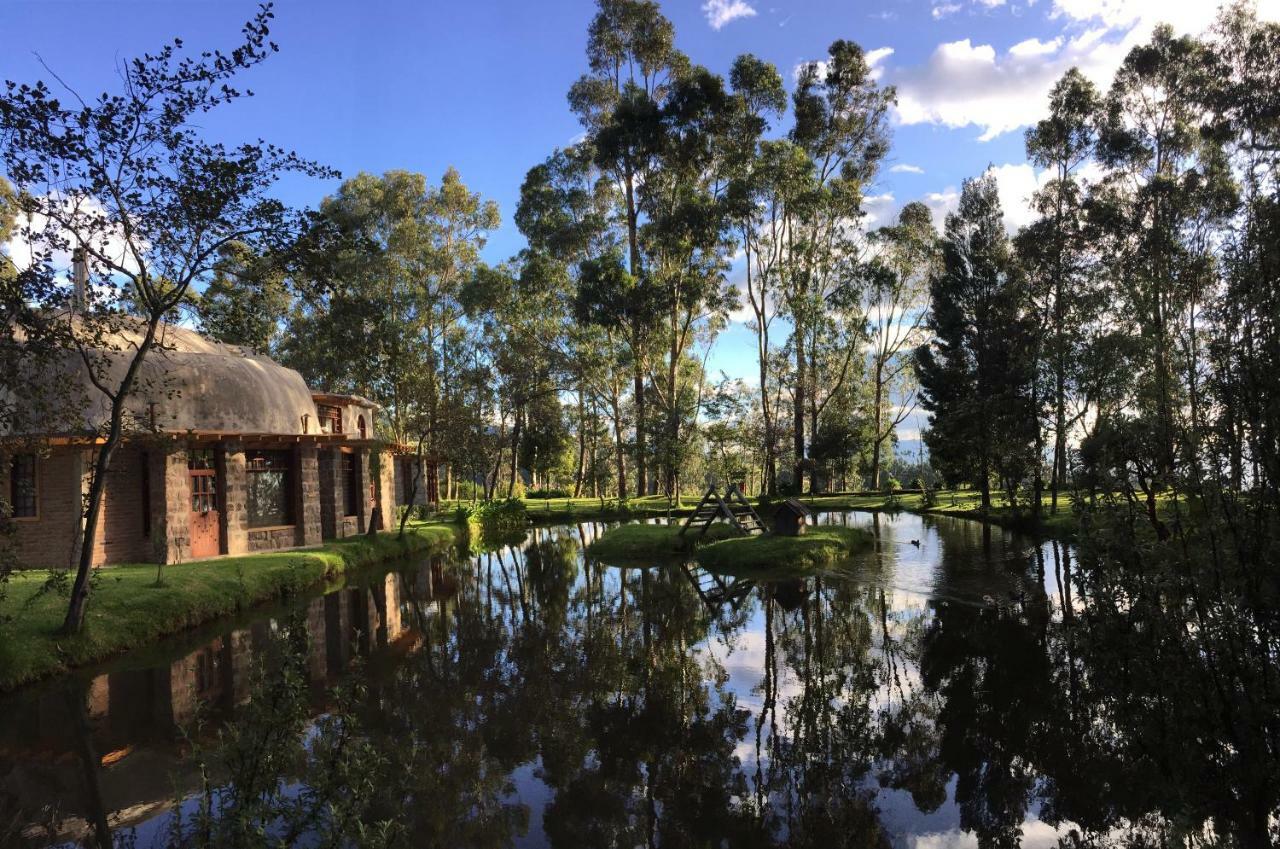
[1,513,1277,848]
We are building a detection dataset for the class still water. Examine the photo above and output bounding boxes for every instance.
[0,511,1267,848]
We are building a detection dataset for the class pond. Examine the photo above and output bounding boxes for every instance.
[0,510,1272,848]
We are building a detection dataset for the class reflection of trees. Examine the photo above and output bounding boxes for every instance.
[1034,534,1280,849]
[37,516,1277,848]
[914,518,1053,849]
[758,576,892,848]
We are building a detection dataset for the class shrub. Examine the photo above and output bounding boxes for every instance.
[478,498,528,535]
[527,487,570,499]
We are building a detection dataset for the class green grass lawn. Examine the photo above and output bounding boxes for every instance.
[442,490,1085,537]
[0,522,460,692]
[586,522,874,575]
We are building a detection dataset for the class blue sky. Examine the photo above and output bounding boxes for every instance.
[2,0,1267,421]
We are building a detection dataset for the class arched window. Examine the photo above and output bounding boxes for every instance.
[358,414,367,440]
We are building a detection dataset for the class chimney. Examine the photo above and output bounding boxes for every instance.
[71,247,88,312]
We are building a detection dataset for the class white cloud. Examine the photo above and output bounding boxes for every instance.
[863,191,898,228]
[3,194,144,279]
[921,188,960,230]
[918,161,1104,235]
[865,46,895,66]
[890,164,925,174]
[866,46,894,79]
[987,163,1045,231]
[889,31,1126,141]
[890,0,1280,142]
[703,0,757,30]
[1008,36,1063,57]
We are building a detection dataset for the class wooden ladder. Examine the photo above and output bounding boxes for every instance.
[681,563,756,612]
[678,483,765,538]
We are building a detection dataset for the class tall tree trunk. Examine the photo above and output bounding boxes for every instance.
[573,383,587,498]
[64,319,160,634]
[612,390,628,499]
[634,363,647,497]
[871,360,885,490]
[793,341,806,493]
[506,407,523,499]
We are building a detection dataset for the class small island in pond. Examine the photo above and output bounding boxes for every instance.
[587,523,874,574]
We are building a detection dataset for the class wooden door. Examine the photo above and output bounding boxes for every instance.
[189,450,221,559]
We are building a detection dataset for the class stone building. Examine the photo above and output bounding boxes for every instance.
[1,322,415,569]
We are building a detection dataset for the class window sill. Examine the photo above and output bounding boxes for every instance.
[248,524,296,532]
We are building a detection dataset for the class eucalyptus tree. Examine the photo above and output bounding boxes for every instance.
[196,241,290,353]
[462,256,571,499]
[567,0,688,496]
[1094,26,1235,483]
[639,65,744,496]
[0,5,333,632]
[864,202,938,490]
[1017,68,1102,513]
[786,40,895,491]
[285,168,499,501]
[916,174,1037,511]
[723,57,792,495]
[1199,4,1280,506]
[516,146,626,497]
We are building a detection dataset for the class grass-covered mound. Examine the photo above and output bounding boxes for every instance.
[585,522,737,562]
[587,522,872,574]
[695,526,872,574]
[0,522,460,692]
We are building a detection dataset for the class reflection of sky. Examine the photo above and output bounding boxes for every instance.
[685,510,1079,849]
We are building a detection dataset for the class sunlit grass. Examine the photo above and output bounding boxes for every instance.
[0,522,460,692]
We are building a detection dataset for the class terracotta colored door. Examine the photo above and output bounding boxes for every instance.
[189,451,221,559]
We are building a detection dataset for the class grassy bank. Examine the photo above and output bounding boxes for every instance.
[587,523,874,575]
[479,490,1084,538]
[0,522,460,692]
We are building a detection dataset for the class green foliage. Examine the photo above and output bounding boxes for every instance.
[478,498,529,537]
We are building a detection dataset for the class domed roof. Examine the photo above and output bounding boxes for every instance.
[19,320,319,436]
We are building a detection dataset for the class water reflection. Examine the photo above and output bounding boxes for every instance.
[0,511,1275,848]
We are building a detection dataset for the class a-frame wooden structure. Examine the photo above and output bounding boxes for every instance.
[678,483,765,538]
[681,564,756,611]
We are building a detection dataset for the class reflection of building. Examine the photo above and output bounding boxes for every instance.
[1,322,419,568]
[0,560,452,845]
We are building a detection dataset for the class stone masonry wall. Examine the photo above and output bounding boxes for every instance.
[222,443,248,556]
[296,445,322,547]
[153,445,192,565]
[318,449,337,540]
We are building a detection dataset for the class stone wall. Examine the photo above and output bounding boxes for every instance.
[318,449,337,540]
[152,445,192,565]
[296,445,322,547]
[376,449,396,528]
[221,443,248,556]
[247,525,296,552]
[355,449,371,533]
[6,439,395,568]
